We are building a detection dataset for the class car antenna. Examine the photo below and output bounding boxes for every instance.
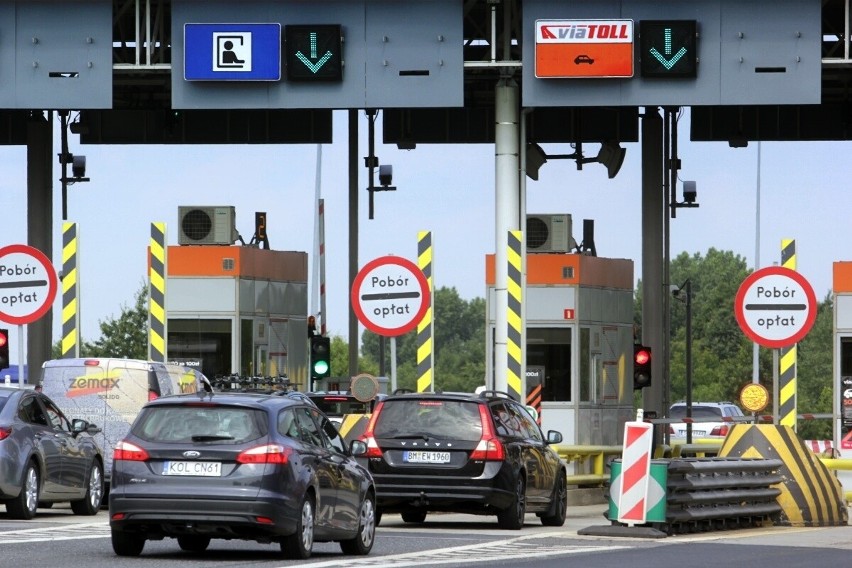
[198,375,214,400]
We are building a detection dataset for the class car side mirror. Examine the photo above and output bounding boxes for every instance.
[349,439,367,456]
[72,418,101,436]
[546,430,563,445]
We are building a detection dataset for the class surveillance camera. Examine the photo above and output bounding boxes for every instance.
[669,284,681,296]
[72,155,86,178]
[683,180,697,203]
[378,164,393,186]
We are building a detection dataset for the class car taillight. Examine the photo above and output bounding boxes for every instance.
[359,401,385,458]
[469,405,504,461]
[237,444,291,464]
[0,426,12,441]
[710,425,729,436]
[113,441,149,462]
[148,389,159,402]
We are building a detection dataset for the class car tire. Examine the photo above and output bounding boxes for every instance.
[281,493,315,559]
[401,510,427,523]
[111,529,145,557]
[71,460,104,515]
[497,474,526,530]
[6,461,39,520]
[540,471,567,527]
[340,491,376,555]
[177,535,211,552]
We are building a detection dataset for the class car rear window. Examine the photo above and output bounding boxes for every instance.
[310,396,370,417]
[374,399,482,441]
[670,406,724,420]
[132,405,267,444]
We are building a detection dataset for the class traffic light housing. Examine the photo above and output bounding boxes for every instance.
[310,335,331,380]
[0,328,9,371]
[633,345,652,389]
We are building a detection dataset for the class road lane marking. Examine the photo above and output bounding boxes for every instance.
[0,522,109,544]
[298,534,628,567]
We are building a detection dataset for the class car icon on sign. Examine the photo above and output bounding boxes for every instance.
[844,388,852,399]
[574,54,595,65]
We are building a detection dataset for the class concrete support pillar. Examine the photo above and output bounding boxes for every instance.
[493,79,520,393]
[641,107,665,437]
[348,109,359,378]
[26,112,54,379]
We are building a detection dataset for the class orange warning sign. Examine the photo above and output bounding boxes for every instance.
[535,19,634,79]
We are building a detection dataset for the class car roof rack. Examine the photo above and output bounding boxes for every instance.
[478,390,513,400]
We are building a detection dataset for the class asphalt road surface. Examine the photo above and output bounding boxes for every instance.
[1,504,850,568]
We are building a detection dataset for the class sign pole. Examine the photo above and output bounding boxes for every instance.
[17,325,24,387]
[773,348,779,425]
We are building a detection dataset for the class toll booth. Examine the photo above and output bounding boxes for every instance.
[833,261,852,492]
[165,245,309,388]
[485,252,634,446]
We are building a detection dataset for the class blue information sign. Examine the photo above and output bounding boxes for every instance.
[184,23,281,81]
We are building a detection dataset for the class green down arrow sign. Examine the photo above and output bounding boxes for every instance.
[639,20,697,79]
[285,24,343,81]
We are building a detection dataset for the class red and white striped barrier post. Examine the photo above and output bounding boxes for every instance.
[617,409,653,526]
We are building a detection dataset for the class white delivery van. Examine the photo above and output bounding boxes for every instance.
[40,358,203,489]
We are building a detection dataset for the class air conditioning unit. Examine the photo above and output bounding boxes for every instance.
[526,214,575,253]
[178,206,238,245]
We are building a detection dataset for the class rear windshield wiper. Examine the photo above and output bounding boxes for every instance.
[191,435,235,442]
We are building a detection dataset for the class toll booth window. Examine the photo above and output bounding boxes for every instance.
[167,319,233,379]
[580,328,591,402]
[526,327,571,402]
[841,339,852,433]
[240,319,253,376]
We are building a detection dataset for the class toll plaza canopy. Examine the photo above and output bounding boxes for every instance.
[0,0,849,146]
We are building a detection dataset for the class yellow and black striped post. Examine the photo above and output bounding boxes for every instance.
[60,222,79,358]
[506,230,523,401]
[779,238,797,429]
[416,231,434,392]
[148,223,167,363]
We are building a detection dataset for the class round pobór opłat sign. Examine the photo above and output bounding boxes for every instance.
[351,255,430,337]
[734,266,816,349]
[0,244,58,325]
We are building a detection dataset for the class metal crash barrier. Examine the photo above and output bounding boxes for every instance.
[663,457,784,533]
[583,439,852,502]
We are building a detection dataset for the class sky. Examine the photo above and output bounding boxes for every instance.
[1,108,850,367]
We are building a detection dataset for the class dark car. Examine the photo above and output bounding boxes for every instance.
[357,390,567,529]
[0,386,105,519]
[307,391,386,425]
[108,391,376,559]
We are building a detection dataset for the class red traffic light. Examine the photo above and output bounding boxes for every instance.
[0,328,8,371]
[633,344,652,389]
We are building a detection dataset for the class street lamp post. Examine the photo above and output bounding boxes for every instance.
[674,279,693,443]
[684,279,693,444]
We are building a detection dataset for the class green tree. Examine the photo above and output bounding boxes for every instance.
[87,282,149,359]
[360,287,485,393]
[796,293,834,440]
[51,282,149,359]
[329,334,378,381]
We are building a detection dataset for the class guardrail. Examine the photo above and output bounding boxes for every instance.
[553,445,623,487]
[663,457,784,533]
[562,439,852,504]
